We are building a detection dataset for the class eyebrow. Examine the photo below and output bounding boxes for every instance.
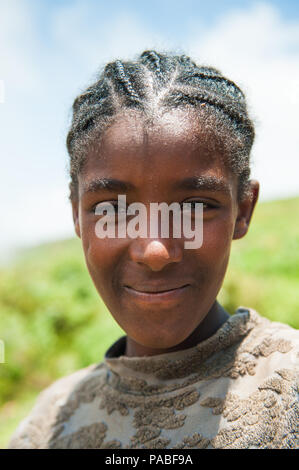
[82,177,136,195]
[82,175,231,195]
[174,176,231,194]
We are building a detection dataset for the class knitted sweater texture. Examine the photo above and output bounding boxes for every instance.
[7,307,299,449]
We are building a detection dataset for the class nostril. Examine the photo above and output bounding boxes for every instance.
[128,239,183,269]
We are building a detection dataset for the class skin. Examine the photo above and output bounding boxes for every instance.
[71,108,259,357]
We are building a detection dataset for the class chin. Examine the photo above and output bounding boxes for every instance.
[133,329,190,351]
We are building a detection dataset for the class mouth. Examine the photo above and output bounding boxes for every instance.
[123,284,191,304]
[125,284,190,293]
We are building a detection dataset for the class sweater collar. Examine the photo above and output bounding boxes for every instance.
[103,307,261,394]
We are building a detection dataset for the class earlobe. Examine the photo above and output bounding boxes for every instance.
[233,180,259,241]
[71,200,81,239]
[233,216,249,240]
[74,218,81,239]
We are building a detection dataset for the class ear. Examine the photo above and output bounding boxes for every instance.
[71,198,81,239]
[233,180,259,240]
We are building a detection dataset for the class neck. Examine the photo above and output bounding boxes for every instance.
[124,300,230,357]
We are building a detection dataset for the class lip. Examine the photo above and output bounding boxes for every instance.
[123,284,191,304]
[124,282,191,293]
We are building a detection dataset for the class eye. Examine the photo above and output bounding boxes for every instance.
[92,201,127,216]
[181,200,218,212]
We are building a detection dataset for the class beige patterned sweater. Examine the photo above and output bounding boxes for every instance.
[7,307,299,449]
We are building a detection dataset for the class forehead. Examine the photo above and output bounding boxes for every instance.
[89,108,223,160]
[79,108,235,197]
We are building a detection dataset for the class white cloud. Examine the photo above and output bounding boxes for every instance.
[0,0,165,258]
[187,2,299,200]
[0,1,299,259]
[51,4,162,68]
[0,0,41,93]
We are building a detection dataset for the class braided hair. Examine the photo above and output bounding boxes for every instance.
[66,50,255,202]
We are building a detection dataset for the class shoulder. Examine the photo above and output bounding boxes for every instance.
[211,308,299,448]
[7,361,107,449]
[241,309,298,447]
[232,308,299,386]
[241,307,299,360]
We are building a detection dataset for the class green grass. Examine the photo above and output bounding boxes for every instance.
[0,196,298,448]
[218,196,299,328]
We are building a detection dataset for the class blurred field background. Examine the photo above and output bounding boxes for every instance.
[0,195,299,448]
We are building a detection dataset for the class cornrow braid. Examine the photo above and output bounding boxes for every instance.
[179,72,245,99]
[140,50,162,75]
[66,50,255,202]
[107,60,141,103]
[162,87,252,134]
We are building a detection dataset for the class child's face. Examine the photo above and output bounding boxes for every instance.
[71,108,259,353]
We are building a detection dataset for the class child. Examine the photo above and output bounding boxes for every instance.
[8,50,299,449]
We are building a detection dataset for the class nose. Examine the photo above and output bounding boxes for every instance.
[128,238,183,271]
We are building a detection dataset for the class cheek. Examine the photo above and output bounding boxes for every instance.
[194,214,235,278]
[80,219,127,295]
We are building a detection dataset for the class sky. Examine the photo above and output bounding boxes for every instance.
[0,0,299,262]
